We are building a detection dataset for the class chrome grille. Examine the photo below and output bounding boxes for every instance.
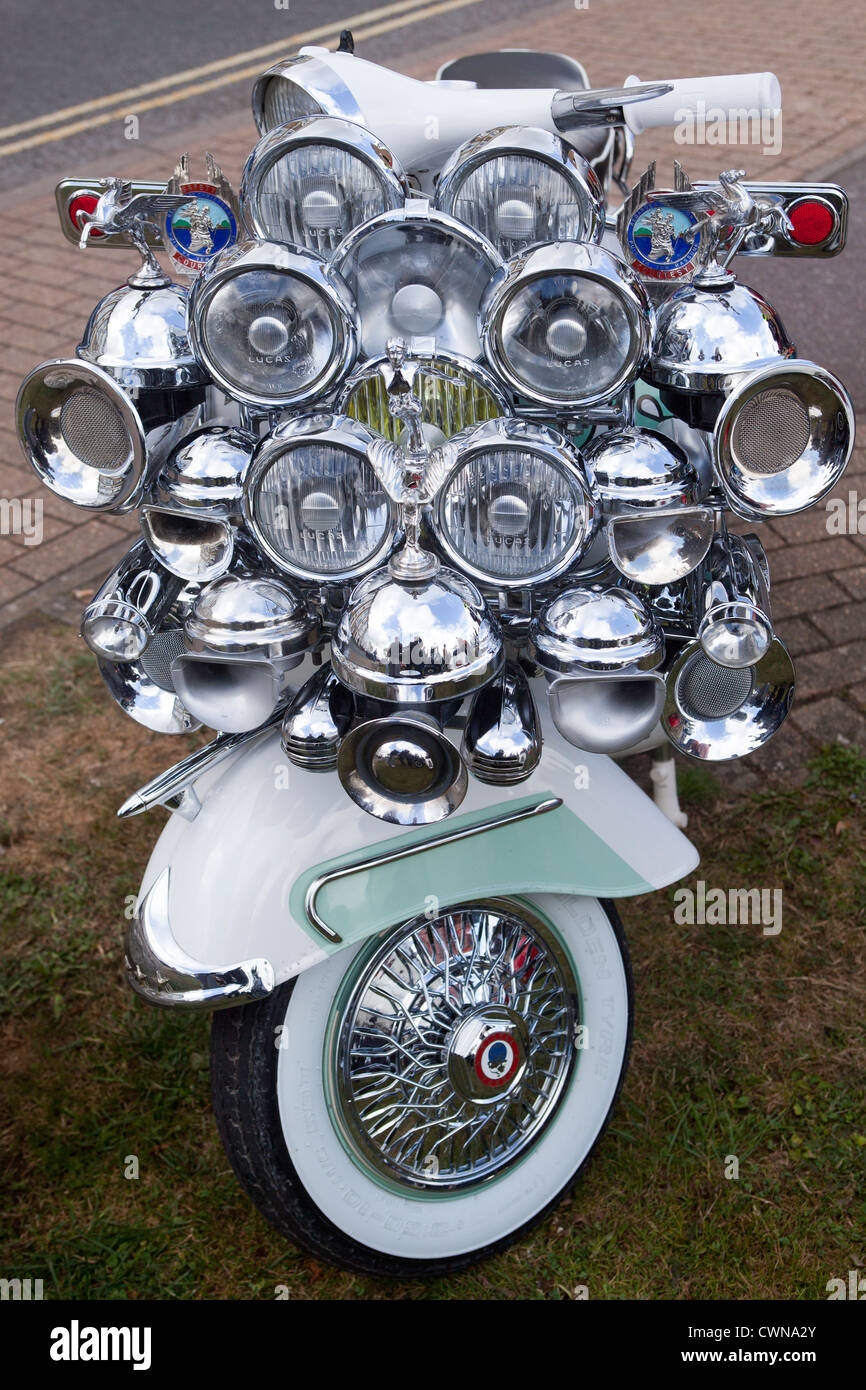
[732,388,811,474]
[60,389,129,470]
[679,654,754,720]
[141,627,186,692]
[344,361,503,441]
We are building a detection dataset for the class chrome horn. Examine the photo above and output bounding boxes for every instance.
[282,665,354,772]
[463,663,541,784]
[170,573,320,733]
[697,531,773,669]
[338,712,468,825]
[662,634,794,761]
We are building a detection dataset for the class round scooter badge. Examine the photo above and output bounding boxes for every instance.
[161,152,238,276]
[626,198,705,281]
[475,1031,520,1088]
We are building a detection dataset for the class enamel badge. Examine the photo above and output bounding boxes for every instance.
[162,153,239,276]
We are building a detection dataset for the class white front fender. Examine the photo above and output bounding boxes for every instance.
[128,718,698,1009]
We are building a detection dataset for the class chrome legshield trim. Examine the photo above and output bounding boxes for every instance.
[125,868,275,1010]
[304,796,562,944]
[117,707,286,819]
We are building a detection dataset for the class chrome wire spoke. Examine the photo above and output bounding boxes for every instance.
[330,901,579,1191]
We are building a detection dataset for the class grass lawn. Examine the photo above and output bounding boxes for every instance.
[1,616,864,1300]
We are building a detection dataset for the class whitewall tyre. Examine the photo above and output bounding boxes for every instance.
[210,895,632,1277]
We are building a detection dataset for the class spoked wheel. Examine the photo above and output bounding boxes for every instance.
[211,895,632,1277]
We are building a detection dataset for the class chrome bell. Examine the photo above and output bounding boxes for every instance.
[649,277,795,426]
[463,663,541,785]
[662,636,795,761]
[584,426,713,585]
[332,563,503,704]
[530,585,664,676]
[281,665,354,772]
[338,712,468,825]
[141,424,256,581]
[78,279,207,395]
[171,573,320,732]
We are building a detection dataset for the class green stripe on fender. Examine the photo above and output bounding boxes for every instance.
[290,793,652,953]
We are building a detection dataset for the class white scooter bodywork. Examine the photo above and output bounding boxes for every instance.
[127,695,698,1010]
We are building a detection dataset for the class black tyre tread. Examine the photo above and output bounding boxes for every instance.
[210,899,633,1278]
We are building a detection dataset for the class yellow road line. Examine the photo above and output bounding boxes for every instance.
[0,0,438,142]
[0,0,487,159]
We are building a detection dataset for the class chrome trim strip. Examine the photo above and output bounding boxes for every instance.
[304,795,563,944]
[117,707,285,819]
[125,868,275,1010]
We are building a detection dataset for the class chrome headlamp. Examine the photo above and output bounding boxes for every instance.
[330,201,502,360]
[244,413,396,581]
[649,280,794,401]
[188,239,357,408]
[435,126,604,257]
[481,243,652,408]
[713,360,854,520]
[241,116,407,254]
[435,418,595,587]
[251,54,362,134]
[339,349,510,444]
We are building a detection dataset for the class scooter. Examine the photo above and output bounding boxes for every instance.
[16,38,853,1275]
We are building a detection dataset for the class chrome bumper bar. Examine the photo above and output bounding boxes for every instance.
[125,868,275,1010]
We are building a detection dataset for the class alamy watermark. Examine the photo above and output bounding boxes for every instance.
[673,880,783,935]
[675,103,782,157]
[0,497,43,546]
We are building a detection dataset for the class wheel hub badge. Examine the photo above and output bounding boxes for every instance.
[448,1005,528,1103]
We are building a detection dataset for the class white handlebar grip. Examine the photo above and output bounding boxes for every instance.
[623,72,781,134]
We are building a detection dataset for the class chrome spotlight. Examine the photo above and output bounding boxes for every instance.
[81,539,180,662]
[244,414,397,582]
[481,242,652,408]
[698,533,773,669]
[338,714,468,825]
[548,671,666,754]
[436,418,596,587]
[141,425,255,582]
[530,586,664,676]
[188,239,358,408]
[332,563,503,704]
[662,637,795,761]
[17,359,153,512]
[241,115,407,253]
[584,427,713,584]
[330,201,502,360]
[463,663,541,784]
[171,573,320,732]
[435,126,604,256]
[281,665,354,771]
[713,360,854,520]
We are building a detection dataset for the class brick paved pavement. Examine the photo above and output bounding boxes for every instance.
[1,0,865,780]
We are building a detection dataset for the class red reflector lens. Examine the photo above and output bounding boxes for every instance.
[788,199,835,245]
[67,193,104,238]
